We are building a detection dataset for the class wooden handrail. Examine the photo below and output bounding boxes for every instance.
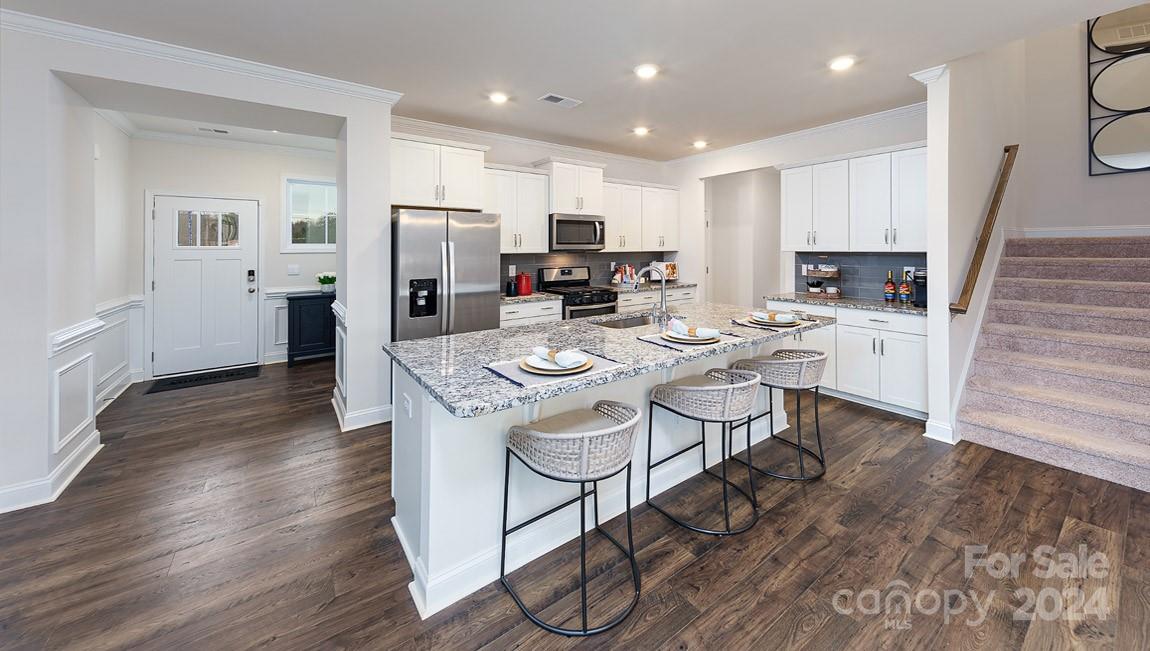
[950,144,1020,315]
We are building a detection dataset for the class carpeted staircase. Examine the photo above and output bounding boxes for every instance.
[958,236,1150,492]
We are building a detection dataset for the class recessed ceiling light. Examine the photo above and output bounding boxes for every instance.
[634,64,660,79]
[828,55,857,72]
[271,130,280,133]
[693,140,708,150]
[632,126,650,136]
[489,92,509,104]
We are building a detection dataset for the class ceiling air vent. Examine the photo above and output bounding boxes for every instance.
[197,127,230,134]
[537,93,582,109]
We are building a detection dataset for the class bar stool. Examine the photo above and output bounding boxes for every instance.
[645,368,761,536]
[500,400,643,637]
[732,349,828,481]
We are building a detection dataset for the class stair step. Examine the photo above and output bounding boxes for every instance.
[997,256,1150,282]
[1004,236,1150,259]
[980,322,1150,369]
[964,377,1150,445]
[992,277,1150,308]
[970,348,1150,406]
[986,299,1150,338]
[958,409,1150,492]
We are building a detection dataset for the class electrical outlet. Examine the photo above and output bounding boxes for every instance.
[508,264,516,277]
[287,264,300,276]
[610,262,617,271]
[903,266,916,279]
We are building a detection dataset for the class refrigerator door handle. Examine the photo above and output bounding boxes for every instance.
[447,241,457,333]
[440,241,450,335]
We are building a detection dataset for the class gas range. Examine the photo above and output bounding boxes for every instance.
[538,266,618,319]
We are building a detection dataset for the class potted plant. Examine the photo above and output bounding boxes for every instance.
[316,271,336,294]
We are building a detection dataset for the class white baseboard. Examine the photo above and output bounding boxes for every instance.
[819,388,928,421]
[332,390,392,431]
[96,371,132,415]
[0,429,103,514]
[1004,225,1150,239]
[924,419,958,445]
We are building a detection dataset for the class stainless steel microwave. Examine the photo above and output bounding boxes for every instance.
[549,213,605,251]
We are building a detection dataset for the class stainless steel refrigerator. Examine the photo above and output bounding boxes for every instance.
[392,208,501,341]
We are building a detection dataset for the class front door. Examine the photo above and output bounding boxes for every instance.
[152,195,259,376]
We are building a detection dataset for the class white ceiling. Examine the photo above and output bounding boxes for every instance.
[6,0,1145,160]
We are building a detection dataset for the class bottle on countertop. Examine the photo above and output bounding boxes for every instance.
[506,279,518,297]
[884,270,897,302]
[898,271,912,304]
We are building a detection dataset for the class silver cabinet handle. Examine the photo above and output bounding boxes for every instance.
[893,228,898,244]
[884,228,889,244]
[868,318,889,323]
[880,339,886,355]
[812,231,817,245]
[442,185,446,202]
[505,310,519,315]
[540,306,555,311]
[806,231,811,246]
[872,337,876,354]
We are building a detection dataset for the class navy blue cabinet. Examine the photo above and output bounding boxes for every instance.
[287,292,336,366]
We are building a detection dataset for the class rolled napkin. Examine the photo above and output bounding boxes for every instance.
[531,346,586,368]
[668,318,720,339]
[752,311,799,324]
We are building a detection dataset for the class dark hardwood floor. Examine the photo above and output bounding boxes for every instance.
[1,361,1146,650]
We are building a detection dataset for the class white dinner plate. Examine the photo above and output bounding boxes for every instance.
[523,353,588,371]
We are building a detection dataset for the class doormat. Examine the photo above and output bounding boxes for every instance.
[146,365,260,394]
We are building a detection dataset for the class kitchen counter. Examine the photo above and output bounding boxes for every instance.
[499,292,560,305]
[384,301,833,418]
[610,280,698,290]
[767,292,928,316]
[385,300,833,618]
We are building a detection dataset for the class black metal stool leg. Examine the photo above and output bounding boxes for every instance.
[814,387,826,462]
[729,384,827,482]
[796,389,805,477]
[579,481,588,634]
[720,422,731,531]
[645,401,655,502]
[744,416,757,508]
[500,448,511,578]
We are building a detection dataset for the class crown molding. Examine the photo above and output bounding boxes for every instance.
[665,102,928,165]
[0,9,403,105]
[910,64,948,85]
[94,109,137,136]
[133,129,336,159]
[391,115,662,168]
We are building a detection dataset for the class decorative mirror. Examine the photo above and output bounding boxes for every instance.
[1088,5,1150,175]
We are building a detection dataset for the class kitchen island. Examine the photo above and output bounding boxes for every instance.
[382,302,834,617]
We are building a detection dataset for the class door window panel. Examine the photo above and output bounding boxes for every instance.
[176,210,239,247]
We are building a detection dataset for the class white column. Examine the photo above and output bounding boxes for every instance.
[910,64,956,444]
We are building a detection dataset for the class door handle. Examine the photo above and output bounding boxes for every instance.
[440,241,449,335]
[447,241,457,333]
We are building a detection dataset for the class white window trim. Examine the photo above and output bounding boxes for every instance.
[281,175,337,253]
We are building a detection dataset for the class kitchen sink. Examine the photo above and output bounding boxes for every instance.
[595,315,660,329]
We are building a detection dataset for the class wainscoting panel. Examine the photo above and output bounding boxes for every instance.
[95,296,144,412]
[52,352,94,453]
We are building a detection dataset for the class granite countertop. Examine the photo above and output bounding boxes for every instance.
[613,281,698,290]
[500,293,561,305]
[383,302,834,418]
[766,293,928,316]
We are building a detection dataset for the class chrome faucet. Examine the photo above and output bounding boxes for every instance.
[634,265,669,328]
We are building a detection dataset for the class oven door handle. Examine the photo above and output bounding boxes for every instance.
[565,300,618,319]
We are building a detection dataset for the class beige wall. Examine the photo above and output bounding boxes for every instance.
[129,138,338,291]
[1019,23,1150,229]
[93,114,132,305]
[706,168,781,307]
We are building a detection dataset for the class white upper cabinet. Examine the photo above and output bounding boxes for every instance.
[781,166,814,251]
[484,168,549,254]
[849,153,892,251]
[515,172,549,253]
[391,139,441,208]
[391,138,485,210]
[891,147,928,251]
[811,161,849,251]
[439,146,484,210]
[537,160,605,215]
[604,183,646,252]
[781,146,926,254]
[641,186,679,251]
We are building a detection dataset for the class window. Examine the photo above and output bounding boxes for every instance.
[283,178,337,252]
[177,210,240,247]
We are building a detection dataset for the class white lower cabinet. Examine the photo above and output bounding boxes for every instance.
[878,330,928,411]
[836,325,882,399]
[768,301,928,414]
[618,287,697,313]
[499,301,562,328]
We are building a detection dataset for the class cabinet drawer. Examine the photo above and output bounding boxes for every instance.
[500,313,561,328]
[499,301,562,321]
[666,288,696,303]
[835,307,926,335]
[765,300,836,319]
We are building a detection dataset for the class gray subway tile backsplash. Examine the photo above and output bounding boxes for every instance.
[502,251,671,289]
[796,252,927,301]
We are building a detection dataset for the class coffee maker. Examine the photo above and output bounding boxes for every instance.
[912,269,928,308]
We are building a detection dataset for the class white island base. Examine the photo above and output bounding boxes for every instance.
[390,348,791,619]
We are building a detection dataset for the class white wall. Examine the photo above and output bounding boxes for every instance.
[94,113,133,304]
[665,105,928,301]
[1019,23,1150,230]
[393,116,665,184]
[129,138,338,290]
[705,168,781,307]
